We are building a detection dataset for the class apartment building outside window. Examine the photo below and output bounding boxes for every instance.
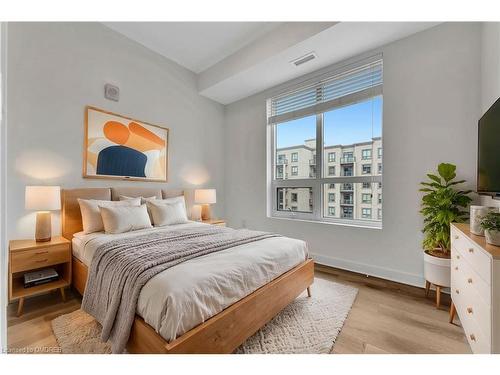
[378,208,382,219]
[361,149,372,160]
[268,57,383,228]
[378,147,382,159]
[378,163,382,174]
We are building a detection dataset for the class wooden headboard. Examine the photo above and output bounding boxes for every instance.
[61,187,187,240]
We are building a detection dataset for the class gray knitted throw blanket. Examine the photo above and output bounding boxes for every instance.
[81,225,279,353]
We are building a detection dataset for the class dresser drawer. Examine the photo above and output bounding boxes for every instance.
[452,257,491,338]
[10,244,70,273]
[451,228,491,284]
[451,248,491,305]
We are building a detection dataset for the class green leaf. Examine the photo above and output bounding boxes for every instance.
[438,163,456,183]
[427,174,442,184]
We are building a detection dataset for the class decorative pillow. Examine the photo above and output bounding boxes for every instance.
[99,204,152,234]
[147,197,188,226]
[119,195,157,221]
[77,198,141,234]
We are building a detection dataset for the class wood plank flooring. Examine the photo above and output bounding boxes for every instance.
[6,265,470,354]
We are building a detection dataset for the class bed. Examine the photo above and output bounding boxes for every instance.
[62,187,314,354]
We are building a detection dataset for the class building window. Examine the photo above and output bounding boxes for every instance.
[378,209,382,219]
[378,163,382,174]
[378,193,382,204]
[378,147,382,159]
[378,182,382,189]
[362,208,372,218]
[269,57,383,227]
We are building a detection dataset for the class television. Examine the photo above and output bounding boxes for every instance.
[478,97,500,197]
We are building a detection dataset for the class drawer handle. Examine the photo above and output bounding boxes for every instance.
[468,278,473,284]
[454,235,459,239]
[468,248,474,253]
[467,307,473,314]
[454,266,458,271]
[35,259,48,263]
[35,250,49,255]
[456,255,460,259]
[470,334,476,342]
[455,289,460,294]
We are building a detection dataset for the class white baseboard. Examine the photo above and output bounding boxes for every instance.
[310,252,426,288]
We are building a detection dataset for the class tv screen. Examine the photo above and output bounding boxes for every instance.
[478,97,500,194]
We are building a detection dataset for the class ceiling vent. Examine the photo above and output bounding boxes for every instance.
[290,52,317,67]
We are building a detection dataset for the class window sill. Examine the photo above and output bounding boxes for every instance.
[269,214,383,230]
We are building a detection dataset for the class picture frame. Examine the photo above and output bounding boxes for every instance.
[83,106,169,182]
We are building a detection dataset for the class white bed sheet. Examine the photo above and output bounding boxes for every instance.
[72,222,308,342]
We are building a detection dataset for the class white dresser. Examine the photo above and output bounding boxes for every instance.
[451,223,500,353]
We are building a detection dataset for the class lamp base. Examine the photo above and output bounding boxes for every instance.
[201,204,211,221]
[35,211,52,242]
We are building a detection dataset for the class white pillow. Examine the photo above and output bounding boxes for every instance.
[119,195,157,221]
[147,197,188,226]
[77,198,141,234]
[99,204,152,234]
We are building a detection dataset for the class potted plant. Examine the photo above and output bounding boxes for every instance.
[420,163,472,288]
[481,211,500,246]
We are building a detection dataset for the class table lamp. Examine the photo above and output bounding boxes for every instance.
[25,186,61,242]
[195,189,216,220]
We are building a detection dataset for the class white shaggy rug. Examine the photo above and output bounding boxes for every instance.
[51,278,357,354]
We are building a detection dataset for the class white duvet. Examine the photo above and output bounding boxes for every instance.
[72,222,308,342]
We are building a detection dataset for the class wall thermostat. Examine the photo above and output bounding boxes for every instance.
[104,83,120,101]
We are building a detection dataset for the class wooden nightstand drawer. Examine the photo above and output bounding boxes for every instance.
[11,244,70,273]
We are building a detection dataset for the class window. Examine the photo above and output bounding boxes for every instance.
[362,208,372,219]
[378,147,382,159]
[378,163,382,174]
[269,57,382,227]
[378,193,382,204]
[378,209,382,219]
[378,182,382,189]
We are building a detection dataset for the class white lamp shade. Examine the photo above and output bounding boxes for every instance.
[195,189,216,204]
[25,186,61,211]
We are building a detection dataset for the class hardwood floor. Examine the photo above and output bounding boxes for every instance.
[6,265,471,354]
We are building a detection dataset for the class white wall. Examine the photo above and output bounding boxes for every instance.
[6,23,226,239]
[1,21,7,351]
[224,23,482,286]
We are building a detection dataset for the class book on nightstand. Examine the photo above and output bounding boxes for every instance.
[23,268,59,288]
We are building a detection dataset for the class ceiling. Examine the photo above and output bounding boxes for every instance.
[104,22,282,73]
[104,22,441,104]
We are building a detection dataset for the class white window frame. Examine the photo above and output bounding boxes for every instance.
[328,152,335,162]
[268,56,383,228]
[291,152,298,162]
[361,149,372,160]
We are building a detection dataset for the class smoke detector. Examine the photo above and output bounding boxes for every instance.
[290,52,317,67]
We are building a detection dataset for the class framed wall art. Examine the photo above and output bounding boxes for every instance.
[83,106,169,182]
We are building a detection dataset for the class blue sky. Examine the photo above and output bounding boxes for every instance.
[276,96,382,148]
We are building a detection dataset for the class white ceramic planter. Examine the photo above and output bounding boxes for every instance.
[485,229,500,246]
[423,250,451,287]
[470,206,497,236]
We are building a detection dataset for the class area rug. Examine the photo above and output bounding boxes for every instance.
[51,278,357,354]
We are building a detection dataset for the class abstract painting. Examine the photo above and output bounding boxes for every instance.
[83,106,169,181]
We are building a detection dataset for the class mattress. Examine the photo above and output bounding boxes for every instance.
[72,222,308,342]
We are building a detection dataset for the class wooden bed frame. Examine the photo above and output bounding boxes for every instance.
[62,188,314,354]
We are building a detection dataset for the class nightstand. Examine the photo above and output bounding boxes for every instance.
[202,219,226,227]
[9,236,71,316]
